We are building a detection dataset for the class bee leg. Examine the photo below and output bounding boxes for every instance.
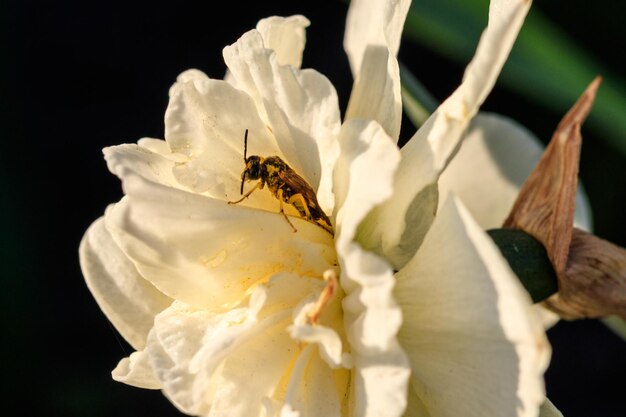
[287,193,312,220]
[288,193,334,235]
[228,181,262,205]
[277,189,297,233]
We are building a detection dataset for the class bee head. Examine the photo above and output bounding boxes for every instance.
[244,156,262,180]
[240,155,262,194]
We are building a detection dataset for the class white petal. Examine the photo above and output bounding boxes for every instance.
[104,143,183,189]
[362,0,532,268]
[411,0,532,171]
[79,216,172,350]
[345,45,402,141]
[146,302,245,416]
[165,70,279,201]
[143,274,321,416]
[343,0,409,141]
[105,170,336,308]
[439,113,593,231]
[223,29,341,213]
[281,345,345,417]
[395,196,549,417]
[112,351,161,389]
[333,120,410,417]
[403,380,430,417]
[256,15,310,69]
[207,275,327,417]
[333,120,400,235]
[136,137,187,163]
[534,305,560,329]
[104,145,335,308]
[288,323,350,369]
[343,0,411,76]
[356,130,438,270]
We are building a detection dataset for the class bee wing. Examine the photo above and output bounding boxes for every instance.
[278,168,320,208]
[279,168,332,226]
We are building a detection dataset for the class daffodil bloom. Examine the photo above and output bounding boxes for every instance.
[80,0,558,416]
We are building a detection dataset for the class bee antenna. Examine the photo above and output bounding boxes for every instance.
[243,129,249,161]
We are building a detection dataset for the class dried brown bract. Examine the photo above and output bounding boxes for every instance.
[544,229,626,319]
[505,76,626,319]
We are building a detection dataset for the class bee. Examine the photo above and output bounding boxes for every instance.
[228,130,334,235]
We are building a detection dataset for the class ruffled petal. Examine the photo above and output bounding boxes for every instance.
[333,120,410,417]
[439,113,593,231]
[411,0,533,170]
[104,143,184,189]
[130,274,334,417]
[256,16,310,69]
[289,323,348,369]
[345,46,402,141]
[289,285,352,369]
[223,29,341,213]
[280,345,345,417]
[112,351,161,389]
[360,0,532,269]
[79,216,172,350]
[395,195,549,417]
[343,0,410,141]
[343,0,411,76]
[164,70,283,204]
[104,146,335,308]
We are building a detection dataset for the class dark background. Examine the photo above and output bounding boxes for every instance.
[1,0,625,416]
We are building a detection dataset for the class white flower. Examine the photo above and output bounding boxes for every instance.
[80,1,553,416]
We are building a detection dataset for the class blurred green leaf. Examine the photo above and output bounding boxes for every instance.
[399,62,438,127]
[602,315,626,342]
[403,0,626,155]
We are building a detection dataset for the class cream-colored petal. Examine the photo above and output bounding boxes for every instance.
[403,380,430,417]
[257,15,310,69]
[147,301,256,415]
[104,143,183,189]
[333,120,410,417]
[333,120,400,234]
[223,29,341,213]
[136,137,187,163]
[112,351,161,389]
[361,0,532,269]
[413,0,532,170]
[343,0,409,141]
[345,45,402,141]
[104,169,335,308]
[289,322,350,369]
[104,145,335,308]
[280,345,344,417]
[395,196,549,417]
[142,274,321,416]
[358,136,439,271]
[439,113,593,231]
[344,0,411,76]
[79,216,172,350]
[534,305,561,329]
[206,275,325,417]
[164,70,280,203]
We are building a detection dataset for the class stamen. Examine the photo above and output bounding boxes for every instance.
[308,270,338,325]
